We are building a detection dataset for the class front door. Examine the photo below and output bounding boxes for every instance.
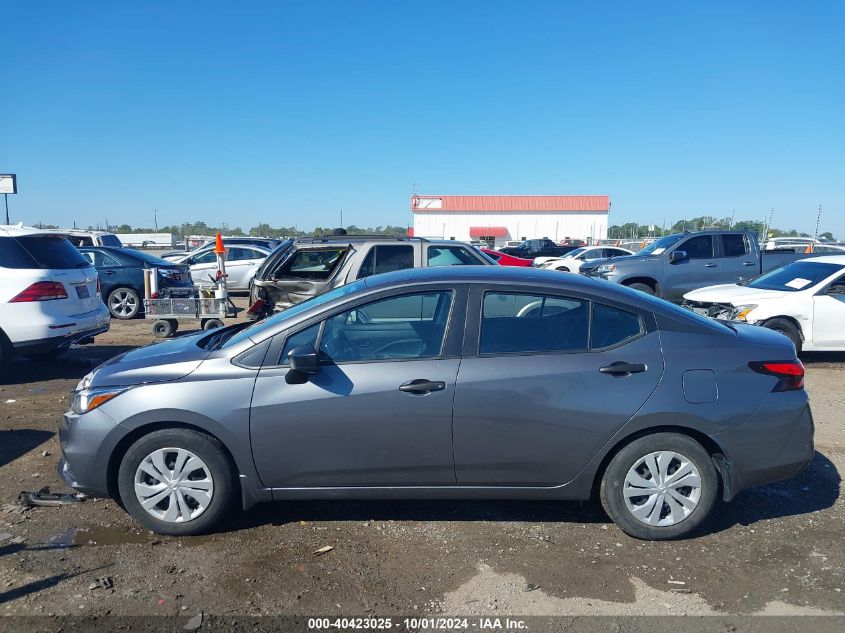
[249,289,461,488]
[664,235,718,300]
[812,275,845,348]
[452,290,663,486]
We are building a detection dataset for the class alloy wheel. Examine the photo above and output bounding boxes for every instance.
[623,450,702,526]
[110,290,138,318]
[133,448,215,523]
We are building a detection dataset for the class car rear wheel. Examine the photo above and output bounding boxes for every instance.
[108,287,141,319]
[600,433,717,540]
[117,428,237,536]
[762,318,803,355]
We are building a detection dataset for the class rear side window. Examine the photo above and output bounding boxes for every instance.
[590,304,644,349]
[427,245,483,266]
[480,293,589,354]
[357,245,414,279]
[8,236,90,270]
[721,234,749,257]
[81,250,120,267]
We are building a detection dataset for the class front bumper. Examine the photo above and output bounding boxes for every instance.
[58,407,124,498]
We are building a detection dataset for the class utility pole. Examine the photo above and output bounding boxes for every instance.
[3,194,8,225]
[813,205,822,242]
[340,209,343,229]
[153,208,158,232]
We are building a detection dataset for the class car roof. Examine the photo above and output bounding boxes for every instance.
[796,255,845,265]
[0,224,66,238]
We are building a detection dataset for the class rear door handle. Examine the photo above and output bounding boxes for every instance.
[742,262,756,266]
[599,362,647,376]
[704,263,717,268]
[104,269,117,276]
[399,379,446,394]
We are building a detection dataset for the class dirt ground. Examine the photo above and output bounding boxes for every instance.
[1,302,843,623]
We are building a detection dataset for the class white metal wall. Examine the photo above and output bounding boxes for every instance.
[413,212,609,246]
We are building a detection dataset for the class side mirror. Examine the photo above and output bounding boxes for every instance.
[288,344,319,375]
[669,250,687,263]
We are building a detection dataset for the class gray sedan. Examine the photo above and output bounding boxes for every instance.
[59,267,814,540]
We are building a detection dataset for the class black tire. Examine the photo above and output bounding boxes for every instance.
[152,319,176,338]
[117,428,237,536]
[107,287,141,320]
[600,433,717,540]
[762,318,803,355]
[0,329,12,378]
[202,318,224,330]
[23,347,67,361]
[626,282,656,296]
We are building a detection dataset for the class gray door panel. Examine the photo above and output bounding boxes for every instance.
[250,359,460,488]
[451,333,663,486]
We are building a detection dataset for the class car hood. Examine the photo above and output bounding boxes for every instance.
[684,284,790,304]
[84,331,213,388]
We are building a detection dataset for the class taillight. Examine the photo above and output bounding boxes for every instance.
[749,360,805,392]
[10,281,69,302]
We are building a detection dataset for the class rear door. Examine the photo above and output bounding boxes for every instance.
[452,288,663,486]
[718,234,757,284]
[224,246,267,290]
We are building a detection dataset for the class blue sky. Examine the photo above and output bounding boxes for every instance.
[3,1,843,235]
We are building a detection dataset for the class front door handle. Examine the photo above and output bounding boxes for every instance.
[704,263,717,268]
[399,379,446,394]
[104,269,117,276]
[742,262,756,266]
[599,362,647,376]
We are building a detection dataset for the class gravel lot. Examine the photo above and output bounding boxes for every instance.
[1,303,843,621]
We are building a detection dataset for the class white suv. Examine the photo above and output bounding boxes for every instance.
[0,225,110,371]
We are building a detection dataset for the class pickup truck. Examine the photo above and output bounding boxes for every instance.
[591,230,824,302]
[498,238,579,260]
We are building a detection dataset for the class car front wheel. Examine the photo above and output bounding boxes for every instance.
[600,433,717,540]
[117,428,237,536]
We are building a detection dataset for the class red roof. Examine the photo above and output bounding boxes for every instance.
[412,195,609,212]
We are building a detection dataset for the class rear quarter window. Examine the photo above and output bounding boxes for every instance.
[0,237,37,268]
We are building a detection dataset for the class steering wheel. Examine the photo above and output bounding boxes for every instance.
[322,328,360,361]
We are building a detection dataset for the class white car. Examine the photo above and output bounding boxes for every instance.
[683,255,845,353]
[0,225,110,370]
[168,244,270,291]
[537,246,634,272]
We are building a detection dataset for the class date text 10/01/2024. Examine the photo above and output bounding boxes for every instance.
[307,617,528,630]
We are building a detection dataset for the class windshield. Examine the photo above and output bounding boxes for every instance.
[566,247,588,258]
[747,261,844,292]
[637,234,685,256]
[220,278,367,348]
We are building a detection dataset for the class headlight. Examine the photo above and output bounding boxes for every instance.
[731,304,758,321]
[71,387,128,415]
[597,264,616,274]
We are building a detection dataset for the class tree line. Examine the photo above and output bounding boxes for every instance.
[609,216,835,241]
[99,221,410,239]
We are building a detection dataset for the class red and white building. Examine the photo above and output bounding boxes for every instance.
[411,195,610,247]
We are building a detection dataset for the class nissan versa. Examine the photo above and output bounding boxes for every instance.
[59,267,814,540]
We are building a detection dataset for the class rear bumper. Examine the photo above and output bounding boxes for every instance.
[719,397,815,496]
[14,322,110,354]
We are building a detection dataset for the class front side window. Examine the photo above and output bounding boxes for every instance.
[357,244,414,279]
[319,291,453,362]
[279,323,321,365]
[680,235,714,259]
[480,293,589,354]
[427,245,483,266]
[721,234,749,257]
